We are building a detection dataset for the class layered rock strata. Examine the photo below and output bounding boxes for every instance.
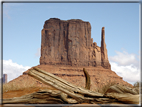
[40,18,111,69]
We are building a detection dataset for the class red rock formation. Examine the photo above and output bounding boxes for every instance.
[7,18,132,92]
[40,18,111,69]
[3,74,7,83]
[101,27,111,69]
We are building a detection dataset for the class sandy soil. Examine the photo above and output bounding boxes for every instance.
[3,87,51,99]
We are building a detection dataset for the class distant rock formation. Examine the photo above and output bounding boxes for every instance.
[40,18,110,69]
[3,74,7,84]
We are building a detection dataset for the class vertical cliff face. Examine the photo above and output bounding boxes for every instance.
[40,18,111,69]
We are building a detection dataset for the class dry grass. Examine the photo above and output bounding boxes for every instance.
[2,76,57,93]
[2,76,40,93]
[133,81,141,94]
[96,82,118,94]
[3,81,37,93]
[133,81,141,88]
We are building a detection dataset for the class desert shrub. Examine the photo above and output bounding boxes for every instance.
[133,81,142,94]
[3,82,20,93]
[96,82,118,94]
[133,81,141,88]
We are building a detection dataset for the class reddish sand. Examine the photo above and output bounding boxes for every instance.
[3,87,50,99]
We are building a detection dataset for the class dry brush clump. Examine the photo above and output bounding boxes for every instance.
[133,81,141,88]
[96,82,118,94]
[3,77,38,93]
[133,81,141,94]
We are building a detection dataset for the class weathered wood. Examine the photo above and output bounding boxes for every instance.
[83,68,90,90]
[3,90,65,104]
[105,84,139,95]
[3,89,139,104]
[104,93,140,104]
[104,85,140,104]
[28,67,103,103]
[3,89,117,104]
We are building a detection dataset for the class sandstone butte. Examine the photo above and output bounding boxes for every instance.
[7,18,133,95]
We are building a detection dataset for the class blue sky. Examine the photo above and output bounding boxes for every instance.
[2,2,140,85]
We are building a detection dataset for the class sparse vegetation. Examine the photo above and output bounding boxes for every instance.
[3,81,37,93]
[133,81,141,88]
[133,81,141,94]
[96,82,118,94]
[2,76,56,93]
[3,76,40,93]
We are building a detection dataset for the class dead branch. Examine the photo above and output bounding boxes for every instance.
[83,68,90,90]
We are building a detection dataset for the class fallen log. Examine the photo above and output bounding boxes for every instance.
[3,88,119,104]
[104,84,140,104]
[27,67,103,103]
[104,93,140,104]
[104,84,139,95]
[3,89,77,104]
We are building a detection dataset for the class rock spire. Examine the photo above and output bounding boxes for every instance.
[101,27,111,69]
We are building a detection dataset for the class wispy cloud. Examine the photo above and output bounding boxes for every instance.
[3,3,23,19]
[109,50,140,85]
[3,3,11,19]
[35,48,40,57]
[3,59,31,82]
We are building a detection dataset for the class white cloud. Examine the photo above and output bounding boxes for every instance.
[3,59,31,82]
[109,51,138,67]
[110,62,140,83]
[109,50,140,85]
